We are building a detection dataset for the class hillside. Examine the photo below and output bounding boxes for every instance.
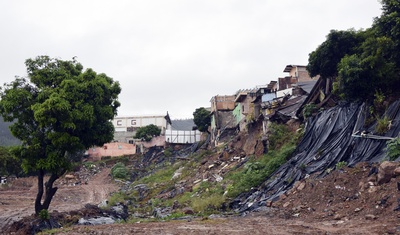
[0,118,20,146]
[2,99,400,234]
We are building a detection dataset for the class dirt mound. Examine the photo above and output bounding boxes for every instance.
[1,151,400,234]
[0,166,118,233]
[272,162,400,233]
[4,204,105,235]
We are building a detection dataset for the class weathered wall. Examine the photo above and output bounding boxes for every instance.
[113,115,169,143]
[141,135,166,148]
[211,95,236,112]
[87,142,136,161]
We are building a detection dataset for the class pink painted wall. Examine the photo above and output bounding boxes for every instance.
[87,142,136,161]
[141,135,166,148]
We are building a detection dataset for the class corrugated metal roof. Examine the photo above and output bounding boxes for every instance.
[276,95,307,118]
[294,80,318,94]
[171,119,196,131]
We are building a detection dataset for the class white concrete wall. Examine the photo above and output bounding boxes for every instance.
[165,130,201,144]
[113,115,168,133]
[276,88,292,98]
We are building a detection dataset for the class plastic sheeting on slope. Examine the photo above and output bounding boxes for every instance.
[235,100,400,213]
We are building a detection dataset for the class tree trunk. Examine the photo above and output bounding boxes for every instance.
[42,172,59,210]
[34,169,45,215]
[34,170,62,215]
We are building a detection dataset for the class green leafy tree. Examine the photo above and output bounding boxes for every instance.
[374,0,400,68]
[309,0,400,101]
[0,55,121,214]
[0,146,23,176]
[336,1,400,101]
[307,29,363,79]
[337,34,398,100]
[135,124,161,141]
[193,107,211,133]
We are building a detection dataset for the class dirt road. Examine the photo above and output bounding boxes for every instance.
[46,213,399,235]
[0,167,117,231]
[1,165,400,234]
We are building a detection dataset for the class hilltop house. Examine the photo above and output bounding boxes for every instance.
[210,95,236,145]
[277,65,317,97]
[209,81,278,145]
[262,65,319,123]
[205,64,322,152]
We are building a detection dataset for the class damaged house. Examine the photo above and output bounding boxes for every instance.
[210,81,278,146]
[210,95,237,146]
[263,65,319,123]
[209,64,322,149]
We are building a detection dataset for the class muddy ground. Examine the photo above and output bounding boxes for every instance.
[1,163,400,235]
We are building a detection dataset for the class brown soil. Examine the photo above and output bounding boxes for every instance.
[1,163,400,234]
[0,167,118,233]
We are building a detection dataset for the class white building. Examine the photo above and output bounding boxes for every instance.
[112,114,171,143]
[165,119,201,144]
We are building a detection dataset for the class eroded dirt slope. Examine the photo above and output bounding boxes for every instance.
[0,166,117,231]
[1,161,400,234]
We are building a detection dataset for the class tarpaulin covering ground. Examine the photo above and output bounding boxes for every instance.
[236,100,400,213]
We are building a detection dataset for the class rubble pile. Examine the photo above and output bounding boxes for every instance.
[273,161,400,227]
[57,163,102,186]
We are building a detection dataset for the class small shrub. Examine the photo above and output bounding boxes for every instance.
[335,161,347,169]
[164,148,173,158]
[375,116,390,135]
[303,103,318,119]
[387,138,400,161]
[268,123,290,150]
[373,90,387,116]
[111,162,128,179]
[38,209,50,220]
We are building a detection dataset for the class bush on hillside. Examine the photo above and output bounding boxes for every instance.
[111,162,128,179]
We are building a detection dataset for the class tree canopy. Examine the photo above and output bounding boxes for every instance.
[0,55,121,214]
[307,0,400,101]
[307,29,363,79]
[134,124,161,142]
[0,146,23,177]
[193,107,211,133]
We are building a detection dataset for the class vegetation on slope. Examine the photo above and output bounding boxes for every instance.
[307,0,400,102]
[99,122,302,222]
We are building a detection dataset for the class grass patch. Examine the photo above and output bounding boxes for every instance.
[191,194,226,214]
[225,144,296,198]
[37,227,73,235]
[138,163,180,185]
[224,123,299,198]
[107,191,128,207]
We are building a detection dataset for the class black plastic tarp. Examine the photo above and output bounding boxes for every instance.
[235,100,400,213]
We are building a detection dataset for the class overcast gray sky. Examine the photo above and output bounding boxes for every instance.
[0,0,382,119]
